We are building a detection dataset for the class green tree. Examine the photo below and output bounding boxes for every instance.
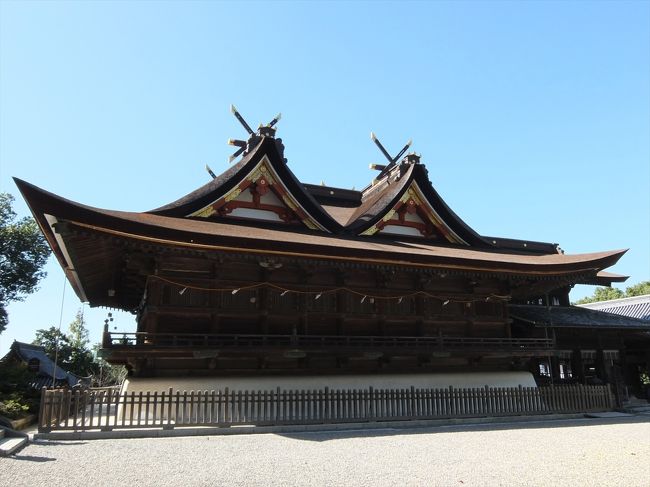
[0,193,51,334]
[32,310,126,383]
[66,309,94,376]
[625,281,650,297]
[33,310,95,377]
[0,361,41,418]
[575,287,625,304]
[574,280,650,305]
[33,326,73,365]
[68,309,90,350]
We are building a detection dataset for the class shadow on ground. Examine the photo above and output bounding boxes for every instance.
[31,440,88,446]
[8,454,56,462]
[275,415,650,442]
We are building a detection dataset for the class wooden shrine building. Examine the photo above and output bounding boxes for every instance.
[15,109,650,399]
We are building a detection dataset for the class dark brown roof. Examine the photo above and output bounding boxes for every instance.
[14,126,632,310]
[345,165,415,228]
[576,270,629,286]
[147,137,343,234]
[83,210,628,272]
[15,176,626,275]
[15,167,630,312]
[13,150,562,258]
[138,135,560,254]
[509,304,650,329]
[303,183,361,207]
[342,163,561,255]
[321,205,358,226]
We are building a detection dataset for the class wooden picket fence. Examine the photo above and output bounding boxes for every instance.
[38,384,614,433]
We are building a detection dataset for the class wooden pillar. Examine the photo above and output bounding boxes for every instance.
[377,300,387,337]
[257,267,270,334]
[595,349,609,383]
[571,349,585,384]
[550,355,562,383]
[415,275,425,337]
[376,270,388,336]
[142,278,162,335]
[210,264,220,334]
[502,302,512,338]
[619,346,637,396]
[211,313,221,334]
[335,271,345,336]
[258,291,269,334]
[298,293,306,340]
[465,301,475,337]
[145,310,158,337]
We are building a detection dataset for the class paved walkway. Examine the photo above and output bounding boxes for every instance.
[2,416,650,486]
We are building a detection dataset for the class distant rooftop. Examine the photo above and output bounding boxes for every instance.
[2,341,81,387]
[510,304,650,329]
[578,294,650,321]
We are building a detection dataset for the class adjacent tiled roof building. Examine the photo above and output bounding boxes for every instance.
[510,303,650,329]
[578,294,650,322]
[1,341,81,388]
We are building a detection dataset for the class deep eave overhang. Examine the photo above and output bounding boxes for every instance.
[575,271,630,286]
[14,176,627,279]
[74,219,626,274]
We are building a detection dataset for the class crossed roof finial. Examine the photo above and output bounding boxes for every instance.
[368,132,415,179]
[227,105,282,163]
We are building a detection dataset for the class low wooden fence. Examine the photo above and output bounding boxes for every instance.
[38,384,613,433]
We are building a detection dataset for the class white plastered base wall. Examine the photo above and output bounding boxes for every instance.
[122,371,537,395]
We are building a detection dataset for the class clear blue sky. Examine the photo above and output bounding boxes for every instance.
[1,1,648,356]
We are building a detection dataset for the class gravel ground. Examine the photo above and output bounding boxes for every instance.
[2,417,649,487]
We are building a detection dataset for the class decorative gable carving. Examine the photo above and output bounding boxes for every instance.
[360,182,469,245]
[188,157,326,231]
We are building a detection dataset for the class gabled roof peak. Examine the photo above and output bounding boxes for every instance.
[227,105,284,163]
[365,128,424,192]
[403,152,422,165]
[363,152,427,199]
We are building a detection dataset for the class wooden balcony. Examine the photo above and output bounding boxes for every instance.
[102,332,554,356]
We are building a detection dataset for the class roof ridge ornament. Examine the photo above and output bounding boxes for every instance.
[227,105,283,163]
[368,132,414,181]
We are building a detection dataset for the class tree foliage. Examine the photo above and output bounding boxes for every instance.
[33,309,125,384]
[0,362,41,419]
[0,193,51,334]
[625,281,650,297]
[33,326,73,365]
[33,310,94,378]
[68,309,90,350]
[574,280,650,305]
[66,309,94,376]
[575,287,624,304]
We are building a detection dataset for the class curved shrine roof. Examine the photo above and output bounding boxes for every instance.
[13,127,630,307]
[15,176,626,276]
[148,137,343,234]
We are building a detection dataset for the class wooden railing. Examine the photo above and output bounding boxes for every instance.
[103,332,554,353]
[38,384,613,433]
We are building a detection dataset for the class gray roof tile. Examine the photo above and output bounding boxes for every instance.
[509,304,650,329]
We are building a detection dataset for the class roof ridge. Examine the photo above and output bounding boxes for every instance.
[578,293,650,308]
